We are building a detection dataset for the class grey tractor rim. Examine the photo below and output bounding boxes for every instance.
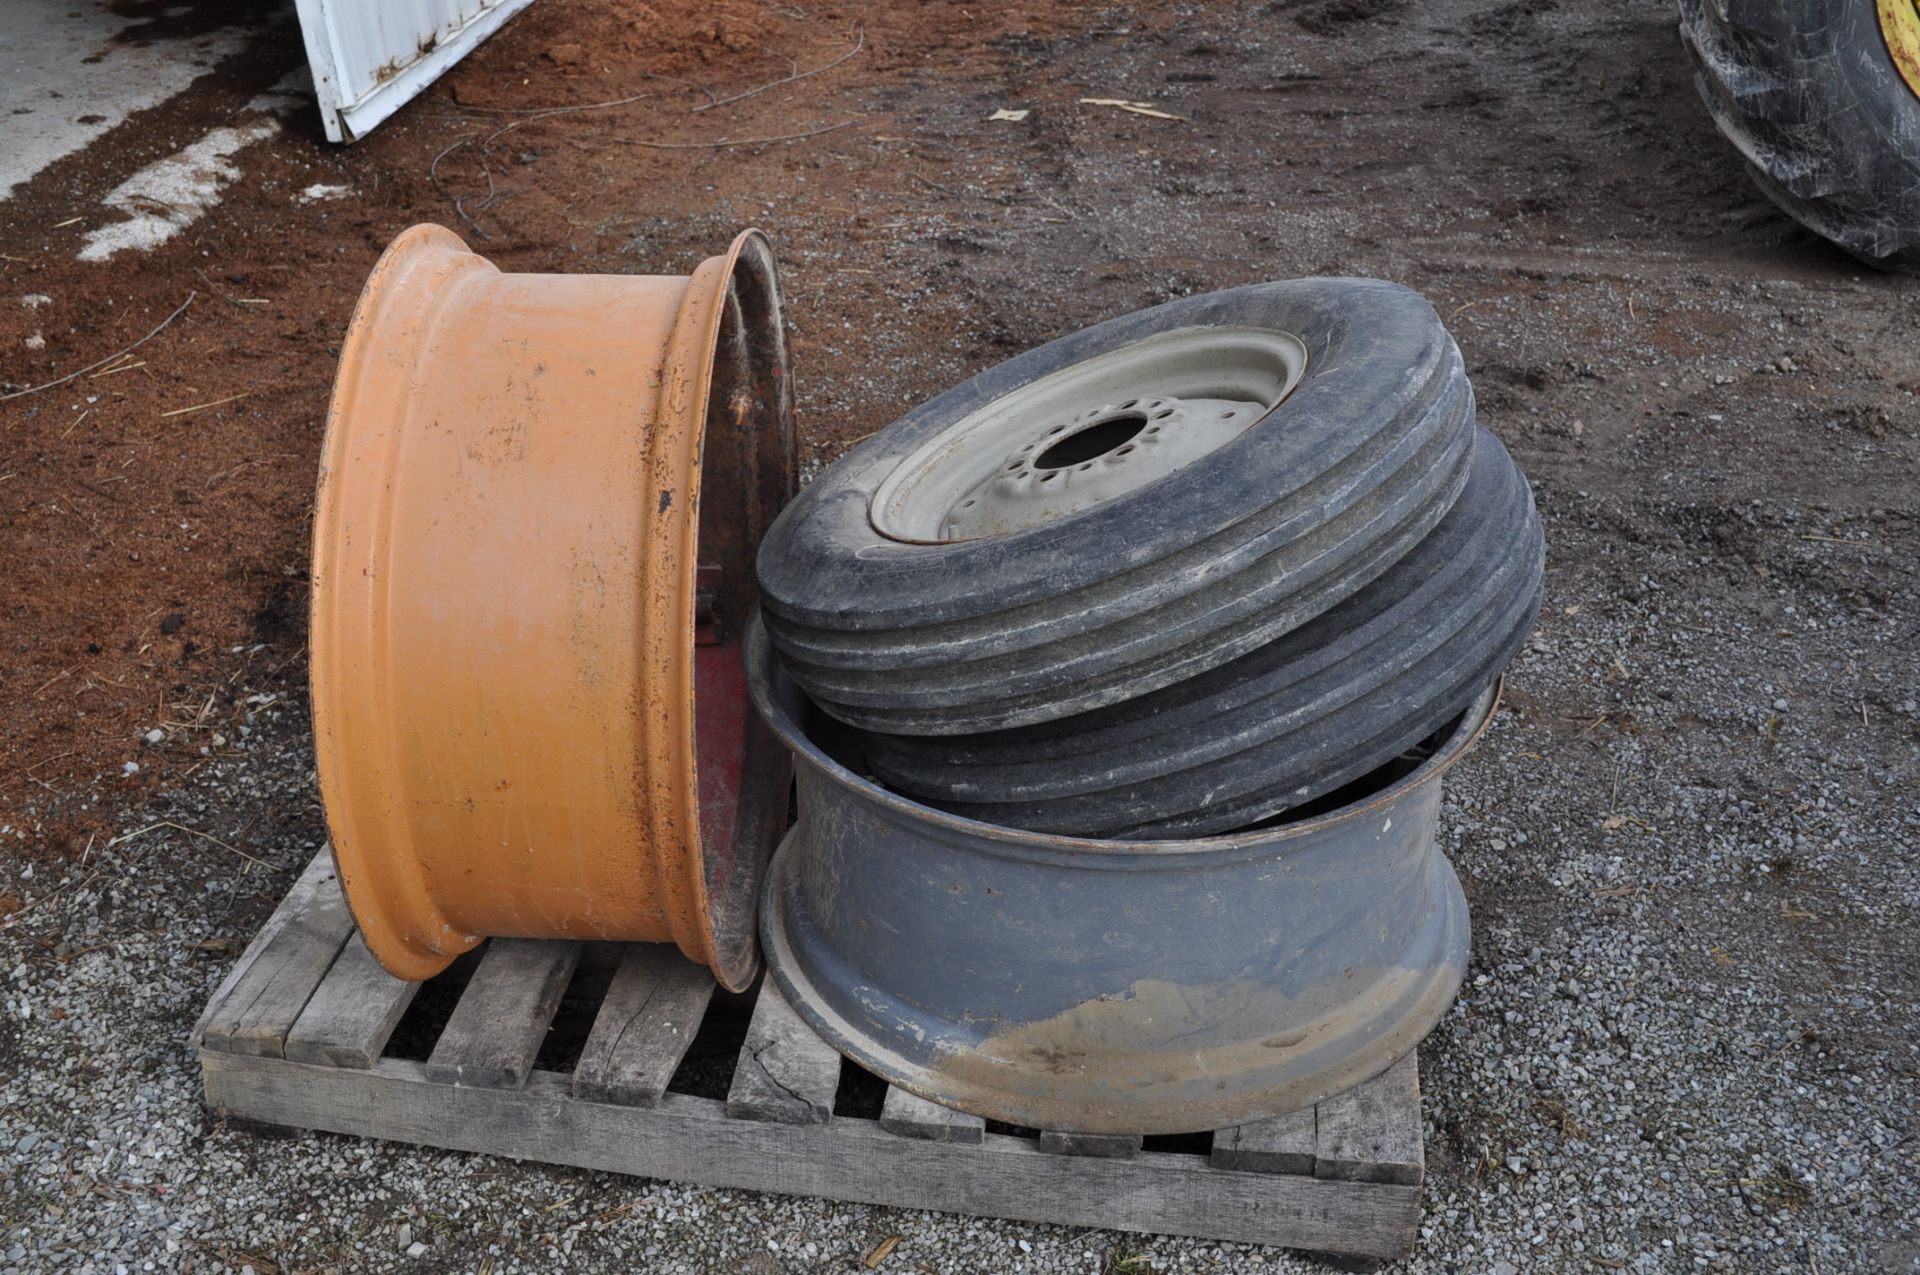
[868,326,1309,543]
[748,615,1488,1133]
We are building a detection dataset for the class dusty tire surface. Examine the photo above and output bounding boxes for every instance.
[757,278,1475,733]
[1678,0,1920,270]
[858,428,1545,838]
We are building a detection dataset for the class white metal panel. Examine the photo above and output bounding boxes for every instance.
[294,0,541,143]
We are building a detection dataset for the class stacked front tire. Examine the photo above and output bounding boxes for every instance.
[757,278,1544,838]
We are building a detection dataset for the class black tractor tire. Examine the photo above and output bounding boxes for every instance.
[757,278,1475,735]
[857,428,1545,839]
[1679,0,1920,271]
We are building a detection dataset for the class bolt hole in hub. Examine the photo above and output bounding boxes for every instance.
[868,328,1308,543]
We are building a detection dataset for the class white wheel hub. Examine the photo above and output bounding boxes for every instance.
[869,327,1309,543]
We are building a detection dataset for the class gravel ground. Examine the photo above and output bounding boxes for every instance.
[6,524,1917,1275]
[5,0,1920,1270]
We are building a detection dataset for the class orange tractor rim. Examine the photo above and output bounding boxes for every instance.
[310,225,794,989]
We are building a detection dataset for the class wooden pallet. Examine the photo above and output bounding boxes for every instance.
[195,853,1428,1266]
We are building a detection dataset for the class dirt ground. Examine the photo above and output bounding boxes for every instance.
[1,0,1915,829]
[1,0,1917,1271]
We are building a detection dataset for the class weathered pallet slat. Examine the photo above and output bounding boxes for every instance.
[198,850,1429,1262]
[1314,1053,1424,1187]
[202,1053,1422,1259]
[1039,1129,1144,1159]
[423,938,580,1088]
[198,853,356,1059]
[284,934,419,1068]
[879,1087,985,1144]
[572,945,714,1107]
[192,853,342,1049]
[1212,1105,1318,1175]
[725,981,841,1125]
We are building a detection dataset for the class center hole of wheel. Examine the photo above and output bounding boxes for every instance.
[1034,411,1149,470]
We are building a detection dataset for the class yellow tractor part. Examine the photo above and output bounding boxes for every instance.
[310,224,794,990]
[1881,0,1920,100]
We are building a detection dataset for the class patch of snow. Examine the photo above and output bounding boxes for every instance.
[298,183,352,203]
[0,6,252,201]
[77,120,280,262]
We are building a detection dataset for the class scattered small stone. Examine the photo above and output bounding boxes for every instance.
[144,729,165,746]
[19,293,51,308]
[24,332,46,351]
[121,760,140,775]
